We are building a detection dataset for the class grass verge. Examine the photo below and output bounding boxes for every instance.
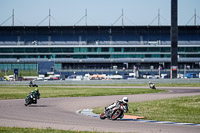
[0,86,164,100]
[0,127,103,133]
[38,83,200,87]
[93,95,200,124]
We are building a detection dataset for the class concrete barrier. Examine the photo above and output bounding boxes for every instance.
[0,79,199,85]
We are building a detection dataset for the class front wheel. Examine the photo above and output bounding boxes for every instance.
[24,102,29,106]
[111,110,122,120]
[151,86,156,89]
[100,113,106,120]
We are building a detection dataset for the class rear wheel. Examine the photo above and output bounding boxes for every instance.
[111,110,122,120]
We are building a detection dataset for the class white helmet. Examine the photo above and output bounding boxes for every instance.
[122,97,128,103]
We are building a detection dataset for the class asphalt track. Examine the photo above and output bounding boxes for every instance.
[0,87,200,133]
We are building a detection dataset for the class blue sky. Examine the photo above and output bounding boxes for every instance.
[0,0,200,26]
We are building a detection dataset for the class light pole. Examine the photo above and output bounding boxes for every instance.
[170,0,178,78]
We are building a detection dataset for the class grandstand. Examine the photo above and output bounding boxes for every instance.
[0,25,200,77]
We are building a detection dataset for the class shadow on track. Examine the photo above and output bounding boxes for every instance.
[117,119,141,121]
[27,105,49,107]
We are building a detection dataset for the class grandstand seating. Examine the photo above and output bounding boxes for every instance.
[0,40,199,46]
[0,26,199,41]
[0,30,199,45]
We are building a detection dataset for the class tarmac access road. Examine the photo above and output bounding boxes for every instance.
[0,87,200,133]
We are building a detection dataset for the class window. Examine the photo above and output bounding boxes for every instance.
[25,48,37,53]
[114,48,121,52]
[136,47,147,52]
[0,48,13,53]
[62,48,74,53]
[101,47,109,52]
[50,48,61,53]
[88,48,97,52]
[148,47,160,52]
[13,48,25,53]
[161,47,170,52]
[124,48,135,52]
[38,48,49,53]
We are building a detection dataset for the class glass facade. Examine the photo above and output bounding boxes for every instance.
[0,63,37,70]
[0,47,199,59]
[1,47,200,54]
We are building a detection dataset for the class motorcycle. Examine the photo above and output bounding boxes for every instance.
[29,84,38,87]
[100,102,128,120]
[25,93,37,106]
[29,82,38,87]
[149,82,156,89]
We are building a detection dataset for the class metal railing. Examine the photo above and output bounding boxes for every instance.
[56,68,200,73]
[0,41,200,46]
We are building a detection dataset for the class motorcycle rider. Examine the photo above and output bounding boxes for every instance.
[29,80,33,86]
[105,97,129,113]
[29,80,38,87]
[34,88,40,99]
[149,81,156,89]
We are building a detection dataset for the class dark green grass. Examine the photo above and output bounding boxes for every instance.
[0,86,164,100]
[0,127,103,133]
[93,95,200,124]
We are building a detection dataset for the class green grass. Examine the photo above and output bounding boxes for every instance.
[93,95,200,124]
[0,127,103,133]
[0,86,164,100]
[38,83,200,87]
[38,84,147,87]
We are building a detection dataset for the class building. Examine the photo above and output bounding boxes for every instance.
[0,26,200,76]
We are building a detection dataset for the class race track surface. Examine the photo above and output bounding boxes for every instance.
[0,87,200,133]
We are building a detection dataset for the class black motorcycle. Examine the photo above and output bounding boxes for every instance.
[29,81,38,87]
[100,102,128,120]
[149,81,156,89]
[25,92,37,106]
